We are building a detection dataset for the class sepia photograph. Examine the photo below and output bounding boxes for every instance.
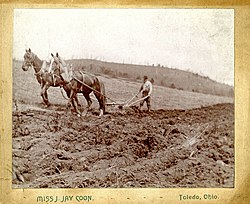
[12,8,234,189]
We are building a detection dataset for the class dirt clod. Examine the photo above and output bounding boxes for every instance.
[12,103,234,188]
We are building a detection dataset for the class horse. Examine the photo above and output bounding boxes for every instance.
[21,48,80,107]
[51,53,106,117]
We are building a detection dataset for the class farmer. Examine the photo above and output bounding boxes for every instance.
[137,75,153,111]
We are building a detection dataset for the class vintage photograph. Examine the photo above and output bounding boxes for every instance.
[12,9,234,188]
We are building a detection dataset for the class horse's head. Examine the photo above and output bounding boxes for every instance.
[51,53,72,83]
[50,52,64,73]
[51,53,67,67]
[22,48,35,71]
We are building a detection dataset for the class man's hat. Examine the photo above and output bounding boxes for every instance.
[143,75,148,80]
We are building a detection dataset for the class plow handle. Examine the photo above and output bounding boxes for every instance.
[124,92,140,106]
[124,94,150,108]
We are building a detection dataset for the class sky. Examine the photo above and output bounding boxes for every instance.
[13,9,234,86]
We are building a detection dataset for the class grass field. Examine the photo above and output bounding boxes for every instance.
[67,58,234,97]
[13,60,233,111]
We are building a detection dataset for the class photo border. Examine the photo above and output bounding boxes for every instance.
[1,1,249,203]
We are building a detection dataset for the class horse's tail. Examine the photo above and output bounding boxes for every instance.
[100,79,106,102]
[98,78,106,112]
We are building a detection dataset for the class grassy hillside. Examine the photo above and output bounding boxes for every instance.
[13,60,233,112]
[67,59,234,97]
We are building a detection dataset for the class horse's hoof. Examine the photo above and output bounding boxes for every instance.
[44,103,50,108]
[81,109,88,116]
[99,109,104,117]
[87,107,93,111]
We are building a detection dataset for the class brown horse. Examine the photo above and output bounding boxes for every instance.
[21,48,80,107]
[51,53,106,116]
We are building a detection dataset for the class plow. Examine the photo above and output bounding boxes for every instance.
[86,90,150,110]
[106,93,149,109]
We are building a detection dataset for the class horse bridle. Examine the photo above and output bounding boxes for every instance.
[23,53,35,69]
[52,57,74,83]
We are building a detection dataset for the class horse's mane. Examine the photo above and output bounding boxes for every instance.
[58,55,67,67]
[31,52,43,72]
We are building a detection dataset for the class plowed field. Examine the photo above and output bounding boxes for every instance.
[12,61,234,188]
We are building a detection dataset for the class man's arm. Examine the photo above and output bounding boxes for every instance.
[138,84,143,93]
[135,84,143,97]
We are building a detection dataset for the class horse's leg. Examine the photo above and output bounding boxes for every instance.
[73,97,81,117]
[64,81,80,111]
[83,92,92,110]
[93,80,106,116]
[63,84,72,108]
[93,89,105,117]
[75,95,81,107]
[44,87,49,103]
[70,90,81,117]
[41,82,50,107]
[67,90,80,108]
